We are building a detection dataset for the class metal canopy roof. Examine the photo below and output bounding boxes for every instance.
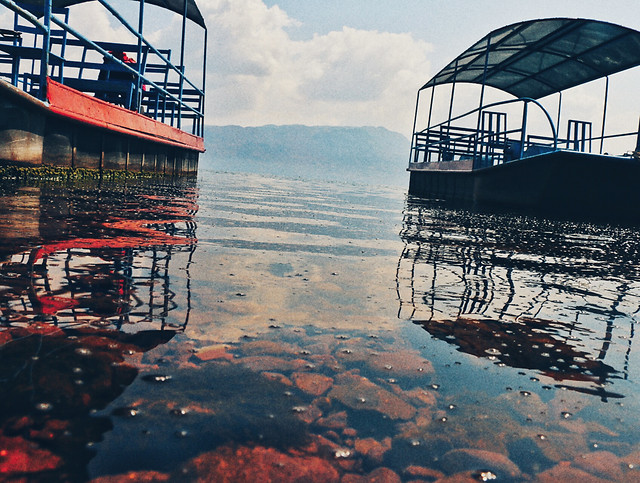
[421,18,640,100]
[20,0,206,29]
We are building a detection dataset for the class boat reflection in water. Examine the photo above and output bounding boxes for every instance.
[0,179,197,481]
[397,197,640,401]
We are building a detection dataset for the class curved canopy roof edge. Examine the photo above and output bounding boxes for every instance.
[421,18,640,100]
[21,0,206,29]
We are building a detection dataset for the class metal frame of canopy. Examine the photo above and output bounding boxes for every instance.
[410,18,640,166]
[0,0,206,135]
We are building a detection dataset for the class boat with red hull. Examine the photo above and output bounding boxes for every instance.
[408,18,640,221]
[0,0,206,174]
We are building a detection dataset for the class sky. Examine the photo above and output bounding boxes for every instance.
[5,0,638,138]
[196,0,640,137]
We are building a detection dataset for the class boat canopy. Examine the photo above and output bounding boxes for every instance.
[18,0,206,29]
[421,18,640,99]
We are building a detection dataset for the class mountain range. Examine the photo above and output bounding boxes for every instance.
[201,125,410,186]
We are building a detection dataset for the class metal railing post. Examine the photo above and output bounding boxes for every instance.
[39,0,52,100]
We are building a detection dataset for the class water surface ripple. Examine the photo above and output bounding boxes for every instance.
[0,172,639,481]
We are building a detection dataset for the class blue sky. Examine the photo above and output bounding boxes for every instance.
[48,0,640,137]
[197,0,640,136]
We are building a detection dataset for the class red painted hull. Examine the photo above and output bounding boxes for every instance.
[46,78,204,152]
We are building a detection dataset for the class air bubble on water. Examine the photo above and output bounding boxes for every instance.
[142,374,172,383]
[35,402,52,412]
[473,470,497,481]
[334,449,351,459]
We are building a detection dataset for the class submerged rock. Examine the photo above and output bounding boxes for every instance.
[292,372,334,396]
[179,444,340,482]
[535,461,611,483]
[440,449,521,479]
[328,372,416,420]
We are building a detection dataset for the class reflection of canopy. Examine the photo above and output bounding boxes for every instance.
[20,0,206,29]
[421,18,640,99]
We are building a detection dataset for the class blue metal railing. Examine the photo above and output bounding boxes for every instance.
[0,0,205,137]
[411,98,558,167]
[411,96,640,168]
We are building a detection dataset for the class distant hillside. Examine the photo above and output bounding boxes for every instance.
[201,125,410,186]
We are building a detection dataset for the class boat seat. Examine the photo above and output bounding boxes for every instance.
[63,78,136,108]
[0,29,21,41]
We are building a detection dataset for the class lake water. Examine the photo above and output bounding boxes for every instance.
[1,168,640,481]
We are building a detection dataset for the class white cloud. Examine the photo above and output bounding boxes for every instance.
[201,0,432,135]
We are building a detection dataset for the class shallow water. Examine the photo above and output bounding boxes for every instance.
[1,170,639,481]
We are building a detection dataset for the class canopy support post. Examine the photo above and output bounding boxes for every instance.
[519,101,529,159]
[556,91,562,145]
[600,76,609,154]
[474,36,491,163]
[446,59,458,132]
[200,27,207,137]
[39,0,52,100]
[409,90,421,164]
[136,0,145,113]
[178,0,188,130]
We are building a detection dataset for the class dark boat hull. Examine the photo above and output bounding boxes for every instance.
[0,78,203,174]
[408,150,640,220]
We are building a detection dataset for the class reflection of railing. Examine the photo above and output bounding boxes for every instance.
[396,197,640,400]
[0,240,195,331]
[0,0,205,136]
